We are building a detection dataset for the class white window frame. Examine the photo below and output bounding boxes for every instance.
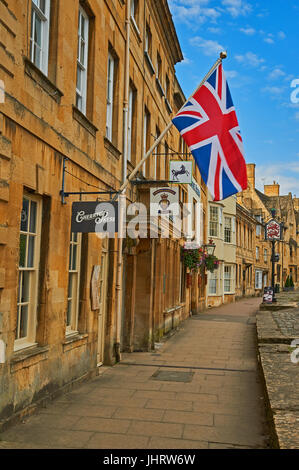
[209,206,219,237]
[255,270,263,289]
[130,0,140,33]
[224,265,233,293]
[106,52,115,141]
[224,216,232,243]
[76,7,89,115]
[209,271,218,295]
[30,0,51,75]
[127,86,134,162]
[142,109,148,176]
[264,249,267,263]
[15,194,42,351]
[66,232,82,335]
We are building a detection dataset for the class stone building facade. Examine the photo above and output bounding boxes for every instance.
[0,0,207,426]
[235,202,256,298]
[237,163,299,292]
[207,194,236,307]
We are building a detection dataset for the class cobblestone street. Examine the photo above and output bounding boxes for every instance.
[0,297,272,449]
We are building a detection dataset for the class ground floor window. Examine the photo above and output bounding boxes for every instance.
[209,271,218,294]
[15,194,42,350]
[255,270,263,289]
[179,261,186,303]
[66,232,82,334]
[224,265,233,293]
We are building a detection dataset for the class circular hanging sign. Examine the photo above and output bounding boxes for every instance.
[265,219,282,241]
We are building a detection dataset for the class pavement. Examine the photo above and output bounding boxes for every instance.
[0,297,272,449]
[256,290,299,449]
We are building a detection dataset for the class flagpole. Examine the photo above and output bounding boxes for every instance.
[116,51,227,196]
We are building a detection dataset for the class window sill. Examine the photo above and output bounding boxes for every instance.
[104,137,121,161]
[72,106,98,137]
[130,16,142,43]
[24,57,63,104]
[63,333,88,353]
[156,77,165,97]
[144,51,155,75]
[10,345,49,374]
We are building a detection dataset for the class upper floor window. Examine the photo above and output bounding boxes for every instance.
[165,74,170,101]
[106,51,115,141]
[209,206,219,237]
[264,248,268,263]
[142,107,150,176]
[127,85,136,162]
[256,246,259,260]
[131,0,139,29]
[255,215,262,236]
[157,52,162,82]
[224,216,232,243]
[30,0,51,75]
[145,24,152,56]
[76,7,89,114]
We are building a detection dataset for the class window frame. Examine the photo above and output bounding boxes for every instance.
[30,0,51,75]
[224,264,233,293]
[76,6,89,115]
[209,205,219,237]
[209,271,218,295]
[15,193,42,351]
[224,216,232,244]
[106,51,115,141]
[66,232,82,336]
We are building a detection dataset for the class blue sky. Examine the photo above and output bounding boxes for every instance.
[169,0,299,196]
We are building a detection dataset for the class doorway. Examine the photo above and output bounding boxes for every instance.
[97,238,109,366]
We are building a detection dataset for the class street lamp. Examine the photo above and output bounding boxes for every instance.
[203,238,216,256]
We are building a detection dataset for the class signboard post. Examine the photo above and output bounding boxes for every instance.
[264,210,283,303]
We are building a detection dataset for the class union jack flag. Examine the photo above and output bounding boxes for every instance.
[172,63,247,201]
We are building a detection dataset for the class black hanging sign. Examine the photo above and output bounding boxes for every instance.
[71,201,118,233]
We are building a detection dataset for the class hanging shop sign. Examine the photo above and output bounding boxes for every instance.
[150,187,179,216]
[71,201,118,233]
[169,160,193,184]
[265,219,282,241]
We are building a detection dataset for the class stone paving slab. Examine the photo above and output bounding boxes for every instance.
[256,297,299,449]
[0,297,271,449]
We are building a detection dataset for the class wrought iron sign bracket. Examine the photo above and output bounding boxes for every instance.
[60,157,119,204]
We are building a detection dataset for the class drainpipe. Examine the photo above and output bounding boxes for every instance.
[114,0,131,362]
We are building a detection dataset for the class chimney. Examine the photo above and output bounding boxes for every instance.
[264,181,280,197]
[246,163,255,188]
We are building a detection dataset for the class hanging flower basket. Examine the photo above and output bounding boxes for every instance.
[181,246,220,274]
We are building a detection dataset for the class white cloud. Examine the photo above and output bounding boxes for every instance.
[278,31,286,39]
[268,68,286,80]
[169,1,221,25]
[264,37,274,44]
[208,26,222,34]
[222,0,252,17]
[261,86,285,95]
[255,163,299,196]
[190,36,225,56]
[235,52,264,67]
[225,70,238,79]
[240,27,255,35]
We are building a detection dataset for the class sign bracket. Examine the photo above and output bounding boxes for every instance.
[60,157,119,204]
